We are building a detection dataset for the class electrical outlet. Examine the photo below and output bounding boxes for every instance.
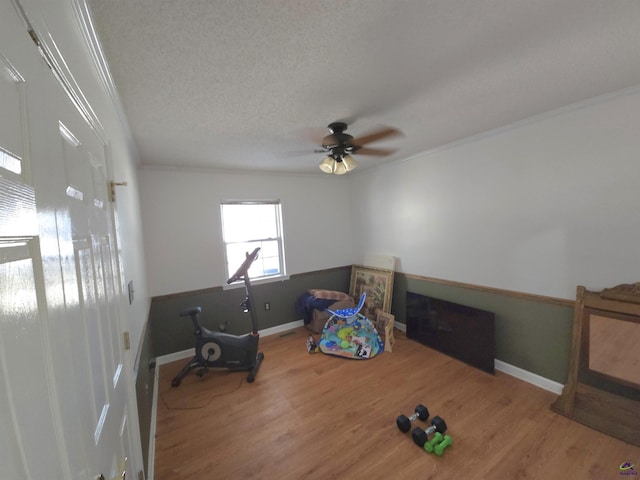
[264,302,270,310]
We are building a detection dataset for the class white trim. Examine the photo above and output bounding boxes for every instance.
[397,322,562,394]
[222,274,290,291]
[259,319,304,337]
[147,365,159,480]
[368,84,640,175]
[494,359,564,395]
[155,319,305,366]
[72,0,138,155]
[155,348,193,366]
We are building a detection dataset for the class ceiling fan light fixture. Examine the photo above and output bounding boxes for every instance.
[319,155,336,173]
[334,159,348,175]
[319,154,357,175]
[342,154,357,172]
[314,122,398,175]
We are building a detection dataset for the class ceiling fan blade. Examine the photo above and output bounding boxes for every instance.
[283,149,323,158]
[354,147,396,157]
[352,126,402,146]
[299,127,328,146]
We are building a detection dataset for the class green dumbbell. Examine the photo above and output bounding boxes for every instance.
[411,415,447,447]
[423,431,443,453]
[434,434,453,456]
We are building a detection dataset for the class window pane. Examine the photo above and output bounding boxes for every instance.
[226,241,256,278]
[255,240,280,276]
[0,147,22,175]
[260,240,279,258]
[261,255,280,276]
[221,202,285,282]
[222,204,277,242]
[226,240,281,279]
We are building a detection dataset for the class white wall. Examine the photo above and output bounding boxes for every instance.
[348,87,640,300]
[140,87,640,301]
[139,167,353,297]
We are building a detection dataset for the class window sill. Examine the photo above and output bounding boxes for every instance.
[222,274,290,290]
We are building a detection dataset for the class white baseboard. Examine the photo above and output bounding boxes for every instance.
[397,322,562,394]
[494,359,564,394]
[155,319,305,366]
[146,365,159,480]
[155,348,193,366]
[259,319,305,337]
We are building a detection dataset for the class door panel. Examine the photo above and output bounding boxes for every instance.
[0,5,69,477]
[0,1,134,479]
[0,240,66,479]
[0,242,38,480]
[0,52,25,177]
[76,237,108,423]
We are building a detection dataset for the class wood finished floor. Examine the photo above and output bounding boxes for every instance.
[154,328,640,479]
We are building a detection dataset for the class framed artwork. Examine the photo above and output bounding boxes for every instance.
[376,311,395,352]
[349,265,394,321]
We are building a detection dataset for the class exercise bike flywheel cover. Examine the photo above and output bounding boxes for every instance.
[200,341,222,362]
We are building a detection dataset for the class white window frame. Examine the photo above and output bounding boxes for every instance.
[220,200,287,286]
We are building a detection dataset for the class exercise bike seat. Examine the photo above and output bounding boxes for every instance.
[180,307,210,335]
[325,293,366,322]
[180,307,202,317]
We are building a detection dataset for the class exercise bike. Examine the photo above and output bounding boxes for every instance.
[171,247,265,386]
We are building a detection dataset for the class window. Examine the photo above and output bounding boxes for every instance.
[220,200,286,283]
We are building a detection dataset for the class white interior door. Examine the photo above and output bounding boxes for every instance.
[0,2,134,479]
[60,105,131,480]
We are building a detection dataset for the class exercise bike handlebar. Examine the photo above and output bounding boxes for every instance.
[226,247,261,284]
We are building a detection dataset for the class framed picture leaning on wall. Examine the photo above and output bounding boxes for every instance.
[376,311,395,352]
[349,265,394,321]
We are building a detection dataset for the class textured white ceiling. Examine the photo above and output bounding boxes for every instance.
[86,0,640,174]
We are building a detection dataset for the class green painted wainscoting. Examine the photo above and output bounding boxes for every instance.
[390,273,575,384]
[148,266,352,358]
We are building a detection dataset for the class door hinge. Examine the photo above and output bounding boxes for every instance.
[109,181,128,202]
[28,29,40,47]
[123,331,131,350]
